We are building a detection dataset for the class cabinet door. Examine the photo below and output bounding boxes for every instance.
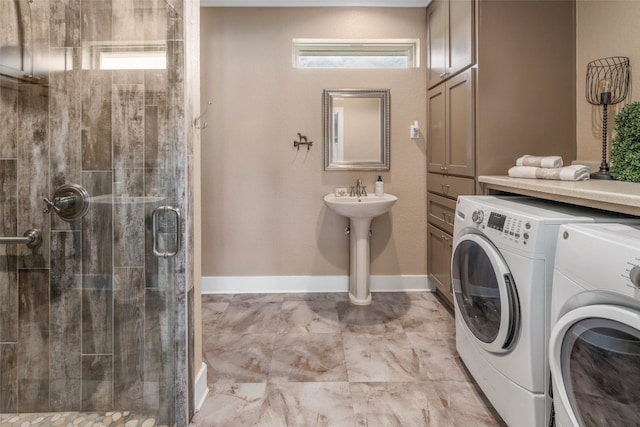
[427,84,446,172]
[427,192,456,235]
[427,0,446,88]
[427,0,475,89]
[427,223,453,306]
[447,0,475,77]
[446,68,475,177]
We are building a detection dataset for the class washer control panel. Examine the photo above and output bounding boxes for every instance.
[469,208,532,245]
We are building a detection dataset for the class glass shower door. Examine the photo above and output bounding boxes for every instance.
[0,0,186,424]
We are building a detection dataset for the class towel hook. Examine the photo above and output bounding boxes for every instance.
[194,100,212,130]
[293,133,313,151]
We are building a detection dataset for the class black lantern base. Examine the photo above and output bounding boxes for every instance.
[590,167,613,180]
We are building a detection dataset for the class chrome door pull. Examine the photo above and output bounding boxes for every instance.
[152,206,181,258]
[0,229,42,248]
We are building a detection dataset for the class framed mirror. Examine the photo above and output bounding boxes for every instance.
[323,89,390,171]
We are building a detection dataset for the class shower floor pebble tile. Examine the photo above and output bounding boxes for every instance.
[0,411,165,427]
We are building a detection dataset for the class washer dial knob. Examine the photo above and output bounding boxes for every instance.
[471,210,484,224]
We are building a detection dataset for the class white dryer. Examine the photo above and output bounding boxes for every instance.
[549,223,640,427]
[452,196,638,427]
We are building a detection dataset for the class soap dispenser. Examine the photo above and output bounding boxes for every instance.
[375,176,384,196]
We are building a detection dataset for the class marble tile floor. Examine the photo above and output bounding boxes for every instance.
[191,291,505,427]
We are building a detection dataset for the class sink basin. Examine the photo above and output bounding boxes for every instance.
[323,192,398,306]
[323,193,398,219]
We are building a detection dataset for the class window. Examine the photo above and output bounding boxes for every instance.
[293,39,419,69]
[99,49,166,70]
[84,42,167,70]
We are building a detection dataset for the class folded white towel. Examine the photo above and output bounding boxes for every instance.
[508,166,538,179]
[516,155,564,168]
[508,165,590,181]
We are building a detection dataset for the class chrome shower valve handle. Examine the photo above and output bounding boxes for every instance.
[43,184,91,222]
[43,197,61,214]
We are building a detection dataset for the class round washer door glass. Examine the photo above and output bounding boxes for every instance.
[561,317,640,427]
[452,233,519,353]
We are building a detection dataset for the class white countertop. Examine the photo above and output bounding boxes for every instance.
[478,175,640,216]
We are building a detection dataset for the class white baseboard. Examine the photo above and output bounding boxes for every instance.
[194,362,209,412]
[201,275,434,294]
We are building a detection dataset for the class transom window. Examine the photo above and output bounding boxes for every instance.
[293,39,419,69]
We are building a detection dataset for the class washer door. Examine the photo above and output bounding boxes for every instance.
[451,233,520,353]
[549,305,640,427]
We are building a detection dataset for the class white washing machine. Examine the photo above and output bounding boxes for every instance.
[452,196,638,427]
[549,223,640,427]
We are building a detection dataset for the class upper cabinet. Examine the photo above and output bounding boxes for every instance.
[426,0,475,89]
[427,68,475,177]
[426,0,577,180]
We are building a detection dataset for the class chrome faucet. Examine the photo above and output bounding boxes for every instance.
[350,178,367,197]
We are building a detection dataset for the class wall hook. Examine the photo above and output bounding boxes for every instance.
[293,133,313,151]
[194,100,212,130]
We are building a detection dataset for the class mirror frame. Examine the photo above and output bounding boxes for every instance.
[323,89,390,171]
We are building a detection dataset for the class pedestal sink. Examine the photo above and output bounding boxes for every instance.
[323,193,398,305]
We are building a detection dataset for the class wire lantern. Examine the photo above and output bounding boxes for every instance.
[585,56,630,179]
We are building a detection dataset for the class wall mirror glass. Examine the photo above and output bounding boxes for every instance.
[323,89,390,171]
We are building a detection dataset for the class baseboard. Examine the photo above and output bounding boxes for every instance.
[201,275,434,294]
[194,362,209,412]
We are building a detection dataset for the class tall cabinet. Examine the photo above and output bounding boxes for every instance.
[426,0,576,306]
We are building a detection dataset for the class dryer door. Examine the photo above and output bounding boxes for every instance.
[549,305,640,427]
[451,233,520,354]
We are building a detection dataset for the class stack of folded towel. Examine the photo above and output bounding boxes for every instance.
[508,155,590,181]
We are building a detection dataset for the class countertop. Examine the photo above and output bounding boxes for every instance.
[478,175,640,216]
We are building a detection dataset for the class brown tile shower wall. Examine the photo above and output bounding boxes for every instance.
[0,0,190,421]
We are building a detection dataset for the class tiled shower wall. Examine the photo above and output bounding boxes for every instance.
[0,0,191,424]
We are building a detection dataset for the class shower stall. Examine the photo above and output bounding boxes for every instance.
[0,0,198,425]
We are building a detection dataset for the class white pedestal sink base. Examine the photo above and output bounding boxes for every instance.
[323,193,398,306]
[348,218,373,305]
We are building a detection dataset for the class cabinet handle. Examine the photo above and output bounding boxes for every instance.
[439,73,445,79]
[443,165,449,172]
[442,184,450,194]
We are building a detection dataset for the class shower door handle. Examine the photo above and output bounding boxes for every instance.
[152,206,181,258]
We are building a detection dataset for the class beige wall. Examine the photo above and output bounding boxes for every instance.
[576,1,640,161]
[200,7,427,278]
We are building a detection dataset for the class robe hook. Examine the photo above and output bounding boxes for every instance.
[194,100,212,130]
